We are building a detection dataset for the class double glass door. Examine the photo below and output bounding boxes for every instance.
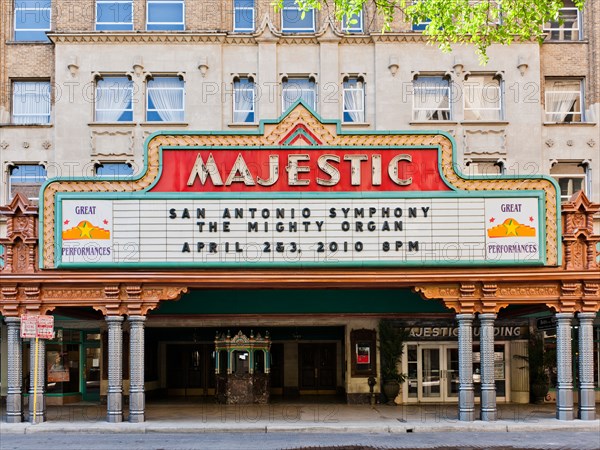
[404,343,507,403]
[405,344,459,402]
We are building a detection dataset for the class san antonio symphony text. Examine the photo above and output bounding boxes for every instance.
[168,205,431,255]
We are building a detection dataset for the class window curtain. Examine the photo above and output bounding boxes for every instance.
[464,77,500,120]
[283,80,315,111]
[343,82,364,122]
[12,82,51,124]
[234,80,254,122]
[96,79,132,122]
[546,81,580,122]
[148,77,184,122]
[413,87,448,120]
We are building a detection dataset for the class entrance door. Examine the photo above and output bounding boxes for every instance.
[166,344,215,396]
[420,346,442,400]
[299,344,337,394]
[82,343,101,402]
[404,343,507,403]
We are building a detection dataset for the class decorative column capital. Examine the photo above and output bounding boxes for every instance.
[106,315,124,324]
[128,315,147,324]
[577,312,596,321]
[478,313,497,322]
[5,316,21,325]
[555,312,574,321]
[456,313,475,322]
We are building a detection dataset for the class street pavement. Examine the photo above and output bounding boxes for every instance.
[1,402,598,450]
[1,431,599,450]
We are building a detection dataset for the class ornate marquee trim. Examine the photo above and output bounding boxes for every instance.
[41,103,559,268]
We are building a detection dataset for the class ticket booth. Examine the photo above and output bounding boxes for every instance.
[215,330,271,404]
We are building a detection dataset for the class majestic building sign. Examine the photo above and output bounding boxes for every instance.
[40,104,559,269]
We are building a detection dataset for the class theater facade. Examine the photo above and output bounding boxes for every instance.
[1,104,599,423]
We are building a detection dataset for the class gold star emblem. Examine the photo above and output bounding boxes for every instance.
[503,219,519,236]
[77,221,94,238]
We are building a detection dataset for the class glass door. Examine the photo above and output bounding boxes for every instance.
[82,343,101,402]
[445,347,459,399]
[419,346,442,401]
[403,342,508,403]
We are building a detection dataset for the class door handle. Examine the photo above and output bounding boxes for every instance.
[314,368,318,378]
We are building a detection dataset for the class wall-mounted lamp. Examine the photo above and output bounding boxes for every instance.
[132,56,144,77]
[453,57,464,76]
[517,56,528,77]
[67,56,79,77]
[388,56,399,77]
[198,57,209,77]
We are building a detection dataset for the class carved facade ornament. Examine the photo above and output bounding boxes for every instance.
[39,103,560,268]
[545,139,555,147]
[22,142,30,149]
[566,140,574,147]
[0,141,8,149]
[0,284,188,318]
[560,282,580,297]
[561,191,600,270]
[481,283,497,298]
[0,194,38,274]
[42,140,52,150]
[587,139,596,147]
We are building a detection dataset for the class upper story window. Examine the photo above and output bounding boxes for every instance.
[14,0,51,42]
[12,81,51,124]
[550,162,589,202]
[544,0,582,41]
[234,0,254,32]
[146,0,184,31]
[233,77,255,123]
[463,75,503,121]
[282,77,316,111]
[545,78,584,123]
[95,77,133,122]
[146,76,185,122]
[342,10,363,33]
[8,165,47,201]
[343,77,365,123]
[95,162,134,178]
[412,76,451,121]
[96,0,134,31]
[412,18,430,31]
[282,0,315,33]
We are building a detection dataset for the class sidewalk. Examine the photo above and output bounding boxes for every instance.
[1,402,599,434]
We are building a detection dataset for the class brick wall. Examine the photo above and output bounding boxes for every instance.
[54,0,95,32]
[584,0,599,105]
[1,0,10,116]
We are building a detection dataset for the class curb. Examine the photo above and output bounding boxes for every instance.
[1,419,598,435]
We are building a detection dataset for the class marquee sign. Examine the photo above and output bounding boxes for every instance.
[40,103,559,269]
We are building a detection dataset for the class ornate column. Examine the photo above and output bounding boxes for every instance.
[577,312,596,420]
[479,313,497,421]
[555,312,574,420]
[457,313,475,421]
[106,315,124,423]
[5,317,23,423]
[128,315,146,423]
[28,337,46,423]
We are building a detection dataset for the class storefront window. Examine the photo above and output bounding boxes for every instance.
[46,342,80,394]
[406,345,418,398]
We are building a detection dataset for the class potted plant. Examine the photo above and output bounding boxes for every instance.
[378,319,409,404]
